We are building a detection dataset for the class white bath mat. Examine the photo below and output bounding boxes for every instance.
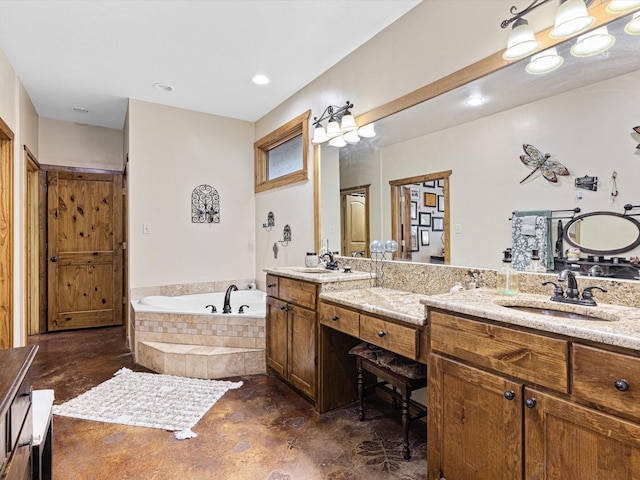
[53,368,242,438]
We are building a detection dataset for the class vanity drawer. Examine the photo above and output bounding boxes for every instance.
[279,278,317,310]
[319,302,359,337]
[572,344,640,420]
[265,274,279,297]
[359,314,418,360]
[430,311,569,392]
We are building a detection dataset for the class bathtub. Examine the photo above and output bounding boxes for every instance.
[133,290,266,318]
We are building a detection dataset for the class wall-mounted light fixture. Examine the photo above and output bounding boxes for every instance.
[278,225,292,246]
[501,0,596,61]
[262,211,275,232]
[311,101,376,148]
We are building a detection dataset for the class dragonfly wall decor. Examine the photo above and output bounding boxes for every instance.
[519,143,570,184]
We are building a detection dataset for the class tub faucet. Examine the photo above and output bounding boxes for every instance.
[223,284,238,314]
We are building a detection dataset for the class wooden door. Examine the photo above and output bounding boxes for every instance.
[341,192,368,257]
[47,171,123,331]
[525,388,640,479]
[428,355,523,480]
[266,296,288,377]
[288,304,316,399]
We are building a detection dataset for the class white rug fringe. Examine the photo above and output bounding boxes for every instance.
[113,367,133,376]
[174,428,198,440]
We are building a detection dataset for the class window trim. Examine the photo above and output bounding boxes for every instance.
[254,110,310,193]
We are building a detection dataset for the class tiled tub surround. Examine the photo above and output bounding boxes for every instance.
[130,282,266,380]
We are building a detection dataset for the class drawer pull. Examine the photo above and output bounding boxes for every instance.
[267,283,276,288]
[377,330,386,338]
[614,379,630,392]
[525,397,537,409]
[280,306,290,312]
[332,315,339,321]
[503,390,515,401]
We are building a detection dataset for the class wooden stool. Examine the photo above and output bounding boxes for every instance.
[348,342,427,460]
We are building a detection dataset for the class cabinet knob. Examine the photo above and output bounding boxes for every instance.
[503,390,515,401]
[280,306,289,312]
[614,379,630,392]
[525,397,537,409]
[377,330,386,338]
[50,256,58,263]
[332,315,339,321]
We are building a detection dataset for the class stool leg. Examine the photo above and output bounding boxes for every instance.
[391,386,399,409]
[402,389,411,460]
[357,363,365,421]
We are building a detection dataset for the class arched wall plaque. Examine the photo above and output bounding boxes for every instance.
[191,184,220,223]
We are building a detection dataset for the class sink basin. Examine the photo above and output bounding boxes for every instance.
[493,298,617,322]
[501,305,608,322]
[290,267,338,274]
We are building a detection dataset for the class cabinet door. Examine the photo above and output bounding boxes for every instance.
[525,388,640,479]
[266,296,288,377]
[428,355,523,480]
[288,304,317,399]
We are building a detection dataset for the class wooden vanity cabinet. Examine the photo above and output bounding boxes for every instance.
[266,276,317,401]
[428,309,640,480]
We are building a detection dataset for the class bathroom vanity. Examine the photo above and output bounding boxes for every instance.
[423,289,640,480]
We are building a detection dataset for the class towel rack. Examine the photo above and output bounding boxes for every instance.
[509,207,580,221]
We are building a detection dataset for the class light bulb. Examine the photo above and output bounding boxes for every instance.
[384,240,399,253]
[370,240,384,254]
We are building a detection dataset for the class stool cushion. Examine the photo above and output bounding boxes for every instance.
[349,342,426,380]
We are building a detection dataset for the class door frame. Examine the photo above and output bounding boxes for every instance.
[24,146,47,334]
[0,116,14,347]
[390,170,452,264]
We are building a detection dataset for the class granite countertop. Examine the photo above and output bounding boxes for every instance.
[320,287,428,326]
[421,288,640,351]
[264,266,373,284]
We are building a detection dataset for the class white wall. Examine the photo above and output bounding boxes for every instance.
[39,118,124,170]
[253,0,562,282]
[379,70,640,269]
[127,100,255,289]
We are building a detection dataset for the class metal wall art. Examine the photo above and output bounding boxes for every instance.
[634,126,640,150]
[191,184,220,223]
[519,143,569,184]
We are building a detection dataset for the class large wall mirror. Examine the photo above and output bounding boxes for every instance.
[316,4,640,273]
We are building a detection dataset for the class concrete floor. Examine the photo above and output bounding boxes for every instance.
[29,326,427,479]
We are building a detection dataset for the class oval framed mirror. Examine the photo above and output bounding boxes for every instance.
[563,211,640,255]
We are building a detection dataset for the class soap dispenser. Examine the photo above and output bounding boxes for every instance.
[497,249,519,296]
[525,249,546,273]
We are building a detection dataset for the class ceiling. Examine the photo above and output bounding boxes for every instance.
[0,0,420,130]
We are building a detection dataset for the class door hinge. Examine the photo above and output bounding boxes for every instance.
[122,242,127,250]
[400,196,404,203]
[122,187,127,195]
[123,297,127,305]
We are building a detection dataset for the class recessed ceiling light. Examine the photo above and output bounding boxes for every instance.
[465,96,486,106]
[72,106,91,114]
[153,83,174,92]
[252,74,270,85]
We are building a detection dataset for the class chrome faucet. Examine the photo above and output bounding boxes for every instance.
[351,251,365,257]
[543,269,608,306]
[223,284,238,314]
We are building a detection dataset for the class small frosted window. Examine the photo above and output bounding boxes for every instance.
[268,135,303,181]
